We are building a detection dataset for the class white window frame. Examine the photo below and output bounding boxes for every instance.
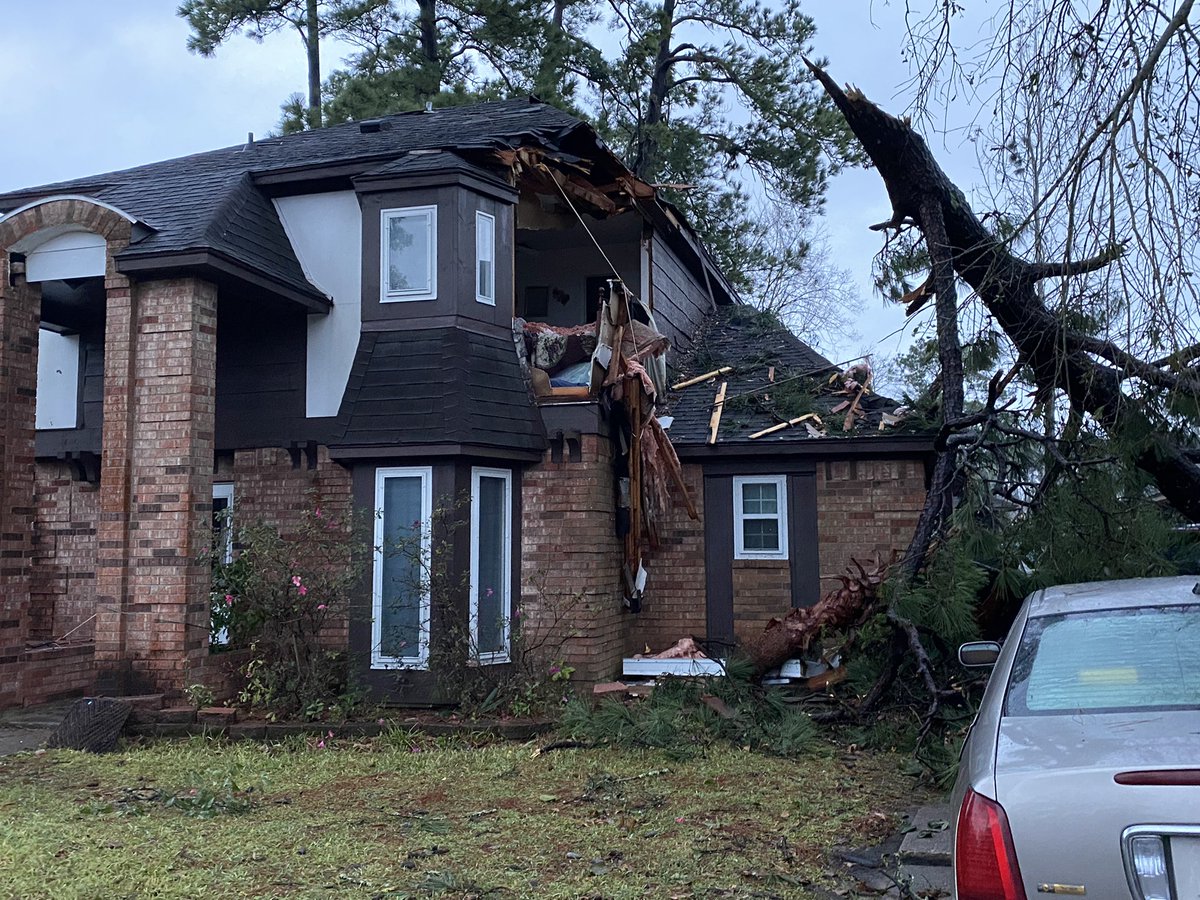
[470,467,512,664]
[380,206,437,302]
[475,210,496,305]
[212,482,235,565]
[733,475,789,560]
[211,482,235,646]
[372,466,433,669]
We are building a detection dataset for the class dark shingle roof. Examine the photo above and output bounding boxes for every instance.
[336,327,546,456]
[0,99,586,301]
[667,305,914,446]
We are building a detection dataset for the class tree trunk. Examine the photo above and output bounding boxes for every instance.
[416,0,440,101]
[634,0,676,180]
[305,0,321,129]
[806,62,1200,523]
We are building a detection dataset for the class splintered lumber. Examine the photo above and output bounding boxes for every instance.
[672,366,733,391]
[749,413,822,440]
[743,558,889,677]
[707,381,728,445]
[647,416,698,519]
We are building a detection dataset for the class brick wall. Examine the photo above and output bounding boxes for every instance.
[521,433,627,686]
[815,459,927,591]
[94,277,219,696]
[0,272,40,709]
[31,462,100,643]
[628,462,706,654]
[0,198,134,709]
[732,560,791,643]
[220,445,354,655]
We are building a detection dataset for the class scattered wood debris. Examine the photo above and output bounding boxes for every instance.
[672,366,734,390]
[707,380,728,444]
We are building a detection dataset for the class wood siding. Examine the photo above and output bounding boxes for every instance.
[214,293,307,450]
[651,231,714,353]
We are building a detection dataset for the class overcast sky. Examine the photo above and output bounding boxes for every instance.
[0,0,992,366]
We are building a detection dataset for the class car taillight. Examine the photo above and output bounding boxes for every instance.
[956,788,1027,900]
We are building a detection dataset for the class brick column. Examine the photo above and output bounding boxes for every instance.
[0,258,40,708]
[95,277,218,695]
[521,434,627,686]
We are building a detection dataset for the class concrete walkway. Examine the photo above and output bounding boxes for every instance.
[830,803,953,897]
[0,700,72,756]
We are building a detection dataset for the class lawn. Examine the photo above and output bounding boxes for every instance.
[0,731,923,899]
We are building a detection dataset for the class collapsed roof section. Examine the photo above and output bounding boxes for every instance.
[667,305,933,451]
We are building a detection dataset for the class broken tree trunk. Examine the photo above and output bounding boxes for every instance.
[806,61,1200,523]
[743,559,888,677]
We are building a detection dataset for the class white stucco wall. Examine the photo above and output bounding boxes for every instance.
[36,329,80,429]
[274,191,363,417]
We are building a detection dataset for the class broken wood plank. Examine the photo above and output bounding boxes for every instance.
[749,413,820,440]
[650,416,698,519]
[672,366,733,391]
[707,381,728,445]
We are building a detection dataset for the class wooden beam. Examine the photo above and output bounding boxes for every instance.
[707,381,728,445]
[673,366,733,391]
[749,414,822,440]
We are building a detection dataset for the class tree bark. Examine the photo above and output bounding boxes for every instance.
[806,62,1200,523]
[634,0,677,180]
[305,0,321,129]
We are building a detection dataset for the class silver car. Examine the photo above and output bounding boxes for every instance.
[952,576,1200,900]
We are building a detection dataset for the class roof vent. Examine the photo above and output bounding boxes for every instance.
[359,119,392,134]
[424,100,433,113]
[1193,582,1200,596]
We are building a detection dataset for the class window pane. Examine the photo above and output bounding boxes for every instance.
[742,481,778,516]
[476,212,495,302]
[379,476,425,659]
[387,213,431,294]
[478,260,493,299]
[1008,605,1200,714]
[476,475,508,655]
[742,518,780,551]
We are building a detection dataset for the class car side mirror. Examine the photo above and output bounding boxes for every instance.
[958,641,1001,667]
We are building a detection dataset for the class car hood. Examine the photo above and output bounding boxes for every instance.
[994,711,1200,898]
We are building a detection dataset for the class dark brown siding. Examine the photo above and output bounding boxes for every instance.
[214,293,307,450]
[651,231,714,353]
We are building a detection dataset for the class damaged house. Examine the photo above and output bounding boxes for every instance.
[0,99,932,708]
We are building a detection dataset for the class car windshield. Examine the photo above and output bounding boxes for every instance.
[1006,604,1200,715]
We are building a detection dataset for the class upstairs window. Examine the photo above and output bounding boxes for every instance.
[475,211,496,305]
[733,475,788,560]
[381,206,436,302]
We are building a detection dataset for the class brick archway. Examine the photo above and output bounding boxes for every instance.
[1,197,217,707]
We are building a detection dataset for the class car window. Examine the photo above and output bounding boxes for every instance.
[1005,604,1200,715]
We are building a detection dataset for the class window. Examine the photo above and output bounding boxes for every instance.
[470,468,512,663]
[211,483,234,646]
[475,211,496,305]
[35,329,80,430]
[373,467,433,668]
[733,475,788,560]
[381,206,437,301]
[1006,605,1200,715]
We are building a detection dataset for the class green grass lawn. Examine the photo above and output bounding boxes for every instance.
[0,730,923,899]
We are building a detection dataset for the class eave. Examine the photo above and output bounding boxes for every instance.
[116,247,331,313]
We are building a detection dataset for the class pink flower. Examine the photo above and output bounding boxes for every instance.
[317,604,327,611]
[485,587,494,598]
[675,816,686,824]
[317,739,325,749]
[291,575,302,587]
[512,608,520,621]
[224,594,234,606]
[298,585,308,596]
[315,507,323,519]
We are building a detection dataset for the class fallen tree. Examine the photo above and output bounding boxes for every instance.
[805,60,1200,526]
